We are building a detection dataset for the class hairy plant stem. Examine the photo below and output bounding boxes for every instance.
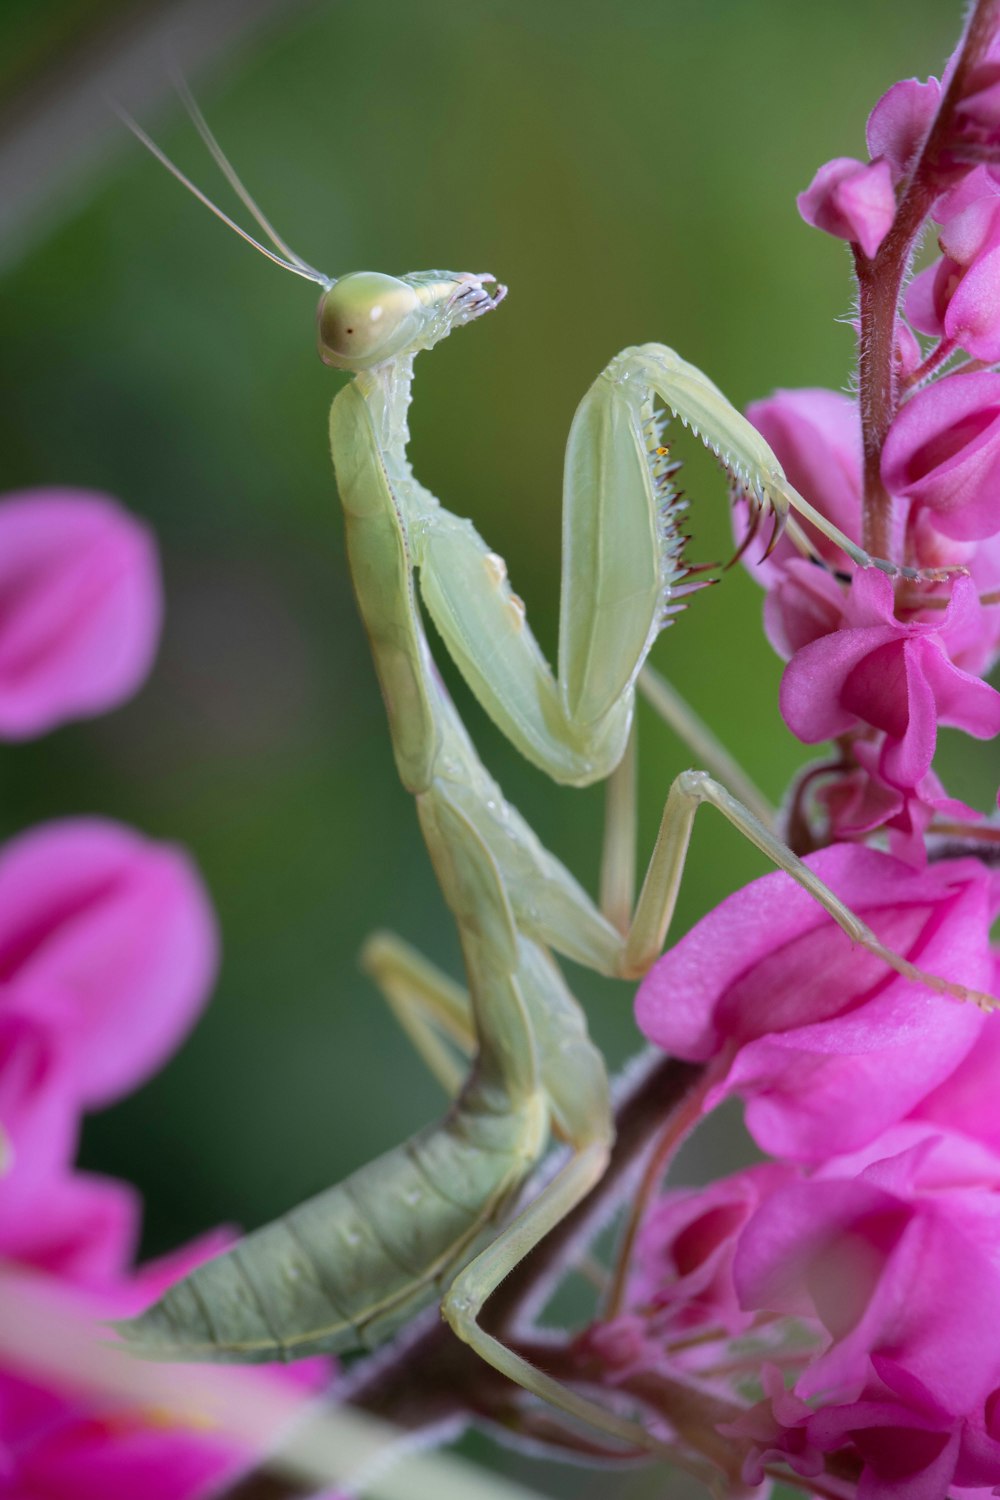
[855,0,1000,561]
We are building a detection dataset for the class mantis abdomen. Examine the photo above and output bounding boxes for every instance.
[127,1083,545,1362]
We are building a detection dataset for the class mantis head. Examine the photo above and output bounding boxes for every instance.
[120,95,506,376]
[316,271,507,372]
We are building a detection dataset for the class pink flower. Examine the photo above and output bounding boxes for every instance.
[0,993,78,1201]
[816,737,980,865]
[0,819,219,1109]
[866,78,941,182]
[629,1164,796,1337]
[797,157,896,258]
[905,170,1000,362]
[881,370,1000,540]
[0,490,162,740]
[718,1364,824,1486]
[735,1131,1000,1410]
[737,388,863,581]
[634,846,995,1162]
[779,570,1000,789]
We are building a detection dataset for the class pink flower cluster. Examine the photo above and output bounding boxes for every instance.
[620,847,1000,1499]
[596,20,1000,1499]
[739,43,1000,860]
[0,490,329,1497]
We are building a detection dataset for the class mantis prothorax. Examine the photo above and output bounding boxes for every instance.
[113,101,991,1454]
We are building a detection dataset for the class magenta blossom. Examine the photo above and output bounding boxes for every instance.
[797,157,897,258]
[726,1365,1000,1500]
[881,370,1000,540]
[635,845,995,1162]
[0,490,162,740]
[779,569,1000,789]
[734,1127,1000,1412]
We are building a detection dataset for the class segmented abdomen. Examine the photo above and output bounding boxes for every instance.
[115,1094,542,1363]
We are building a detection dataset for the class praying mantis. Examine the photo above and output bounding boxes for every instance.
[114,97,986,1454]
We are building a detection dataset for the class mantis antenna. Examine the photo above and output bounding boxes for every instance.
[114,104,332,288]
[168,73,330,285]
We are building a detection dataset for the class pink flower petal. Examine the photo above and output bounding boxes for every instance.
[881,371,1000,540]
[0,820,219,1107]
[867,79,941,181]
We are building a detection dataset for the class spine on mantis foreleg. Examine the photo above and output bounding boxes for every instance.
[626,343,955,581]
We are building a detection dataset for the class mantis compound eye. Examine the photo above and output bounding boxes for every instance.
[317,272,422,370]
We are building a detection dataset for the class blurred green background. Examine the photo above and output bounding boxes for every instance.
[0,2,992,1494]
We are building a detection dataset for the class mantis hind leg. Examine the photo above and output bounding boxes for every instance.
[441,1137,668,1455]
[360,930,473,1097]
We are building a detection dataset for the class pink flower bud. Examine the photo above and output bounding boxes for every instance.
[816,738,979,865]
[905,177,1000,360]
[881,370,1000,539]
[630,1165,795,1338]
[866,78,941,181]
[0,490,162,739]
[797,157,896,258]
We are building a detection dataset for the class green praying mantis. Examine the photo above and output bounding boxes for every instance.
[114,97,988,1455]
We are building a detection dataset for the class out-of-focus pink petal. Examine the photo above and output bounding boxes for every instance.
[798,157,897,258]
[867,79,941,180]
[0,994,78,1193]
[0,1171,139,1287]
[0,820,219,1107]
[957,61,1000,133]
[0,490,162,740]
[916,961,1000,1154]
[881,371,1000,540]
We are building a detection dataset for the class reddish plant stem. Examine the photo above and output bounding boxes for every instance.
[855,0,1000,561]
[901,334,958,390]
[603,1060,722,1320]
